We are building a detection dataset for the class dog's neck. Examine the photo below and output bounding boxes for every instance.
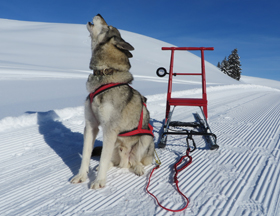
[87,70,134,93]
[93,68,120,76]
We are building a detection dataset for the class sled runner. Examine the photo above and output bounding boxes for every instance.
[156,47,219,150]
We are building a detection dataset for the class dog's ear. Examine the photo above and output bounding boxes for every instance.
[123,50,133,58]
[112,36,134,51]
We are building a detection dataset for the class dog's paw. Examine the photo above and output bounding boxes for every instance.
[118,161,130,169]
[133,164,145,176]
[91,179,106,189]
[70,173,87,184]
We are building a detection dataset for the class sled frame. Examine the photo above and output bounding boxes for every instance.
[157,47,219,150]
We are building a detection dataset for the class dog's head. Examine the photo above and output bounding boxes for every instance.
[87,14,134,71]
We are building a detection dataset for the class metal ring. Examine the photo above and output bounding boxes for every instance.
[156,67,168,77]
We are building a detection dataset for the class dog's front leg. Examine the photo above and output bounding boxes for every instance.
[91,129,118,189]
[71,120,99,184]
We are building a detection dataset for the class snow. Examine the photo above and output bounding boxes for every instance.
[0,18,280,215]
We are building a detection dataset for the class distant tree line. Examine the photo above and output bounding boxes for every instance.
[217,48,242,81]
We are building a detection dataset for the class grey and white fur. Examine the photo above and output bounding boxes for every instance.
[70,14,154,189]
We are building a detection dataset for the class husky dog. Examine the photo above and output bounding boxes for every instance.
[70,14,154,189]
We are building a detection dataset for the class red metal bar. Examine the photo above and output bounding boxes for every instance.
[174,73,202,76]
[165,49,175,120]
[201,50,208,119]
[162,47,214,51]
[168,98,207,106]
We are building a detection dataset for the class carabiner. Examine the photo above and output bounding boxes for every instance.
[186,134,196,152]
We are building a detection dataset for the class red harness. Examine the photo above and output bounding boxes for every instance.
[88,83,154,137]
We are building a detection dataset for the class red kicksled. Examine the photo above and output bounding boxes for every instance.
[146,46,219,213]
[156,47,219,150]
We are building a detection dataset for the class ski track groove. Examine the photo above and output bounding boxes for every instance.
[207,92,280,215]
[250,137,280,215]
[1,167,72,214]
[1,87,280,215]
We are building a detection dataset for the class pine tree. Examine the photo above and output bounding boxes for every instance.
[220,57,230,75]
[217,49,242,81]
[228,48,242,80]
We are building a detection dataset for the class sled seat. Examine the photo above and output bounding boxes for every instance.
[167,98,208,122]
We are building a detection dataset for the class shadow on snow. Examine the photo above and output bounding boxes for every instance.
[26,110,102,179]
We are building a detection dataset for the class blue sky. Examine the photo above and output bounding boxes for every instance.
[1,0,280,81]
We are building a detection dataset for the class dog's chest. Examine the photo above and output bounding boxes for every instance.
[91,100,115,123]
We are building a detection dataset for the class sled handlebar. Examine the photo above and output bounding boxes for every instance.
[162,47,214,51]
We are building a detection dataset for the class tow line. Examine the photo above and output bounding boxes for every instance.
[146,136,196,212]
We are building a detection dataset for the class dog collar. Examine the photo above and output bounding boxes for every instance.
[93,68,119,76]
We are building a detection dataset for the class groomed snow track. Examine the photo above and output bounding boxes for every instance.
[1,85,280,216]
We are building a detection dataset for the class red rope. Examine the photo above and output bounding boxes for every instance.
[146,149,192,212]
